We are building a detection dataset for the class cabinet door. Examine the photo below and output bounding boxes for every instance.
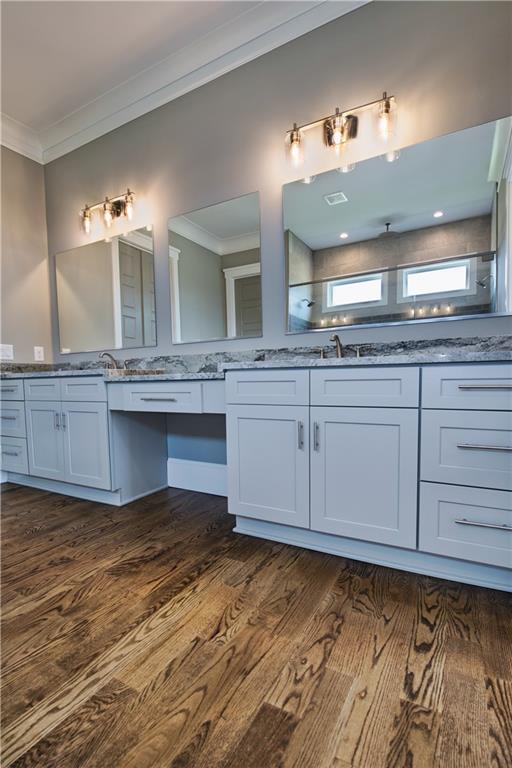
[227,404,309,527]
[310,407,418,548]
[61,402,111,489]
[25,401,64,481]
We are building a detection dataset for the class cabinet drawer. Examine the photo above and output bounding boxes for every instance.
[422,363,512,410]
[1,401,26,438]
[311,367,419,407]
[0,436,28,474]
[419,482,512,569]
[24,378,62,401]
[108,381,203,413]
[0,380,24,400]
[421,410,512,490]
[226,370,309,406]
[60,376,106,402]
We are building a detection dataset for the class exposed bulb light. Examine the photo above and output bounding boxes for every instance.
[384,149,400,163]
[331,108,343,146]
[82,205,91,235]
[124,189,134,221]
[339,232,349,239]
[433,210,444,218]
[289,123,302,164]
[301,175,316,184]
[378,91,395,141]
[103,198,113,228]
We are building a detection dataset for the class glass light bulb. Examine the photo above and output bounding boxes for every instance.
[124,190,134,221]
[378,93,394,141]
[103,199,113,227]
[289,124,302,164]
[332,115,343,146]
[82,208,91,234]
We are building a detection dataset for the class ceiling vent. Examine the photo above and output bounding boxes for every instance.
[323,191,348,206]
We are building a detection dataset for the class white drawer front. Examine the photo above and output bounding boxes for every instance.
[1,401,26,438]
[422,363,512,410]
[60,376,107,402]
[226,370,309,406]
[0,436,28,474]
[0,380,24,400]
[419,482,512,569]
[24,378,62,401]
[108,381,203,413]
[311,367,419,408]
[421,410,512,491]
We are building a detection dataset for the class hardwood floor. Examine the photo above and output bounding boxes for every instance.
[1,483,511,768]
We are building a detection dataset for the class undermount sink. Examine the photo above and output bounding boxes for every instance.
[103,368,166,377]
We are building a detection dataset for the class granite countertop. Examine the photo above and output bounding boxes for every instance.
[0,369,224,381]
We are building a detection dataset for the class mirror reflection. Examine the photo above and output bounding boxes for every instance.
[285,118,511,332]
[56,228,156,353]
[168,192,261,343]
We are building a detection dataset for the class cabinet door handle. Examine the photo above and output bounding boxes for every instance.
[140,397,177,402]
[61,412,67,430]
[1,387,16,393]
[455,518,512,531]
[1,415,16,421]
[54,412,60,429]
[457,443,512,452]
[458,384,512,390]
[2,450,19,456]
[297,421,304,450]
[313,422,320,452]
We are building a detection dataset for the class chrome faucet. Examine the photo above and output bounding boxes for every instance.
[98,351,125,370]
[329,333,343,358]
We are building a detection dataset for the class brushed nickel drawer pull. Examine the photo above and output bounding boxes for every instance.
[139,397,178,402]
[54,412,60,429]
[1,387,16,392]
[61,412,67,430]
[457,384,512,390]
[313,422,320,452]
[455,518,512,531]
[457,443,512,452]
[1,415,17,421]
[297,421,304,450]
[2,450,19,456]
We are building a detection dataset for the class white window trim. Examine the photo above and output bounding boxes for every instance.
[397,258,477,304]
[322,272,388,313]
[223,262,261,338]
[169,245,182,343]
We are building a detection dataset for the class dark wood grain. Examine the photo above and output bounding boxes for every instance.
[1,482,510,767]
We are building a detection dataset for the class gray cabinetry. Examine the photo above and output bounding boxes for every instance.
[25,401,64,481]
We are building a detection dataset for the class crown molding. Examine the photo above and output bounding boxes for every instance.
[170,214,259,256]
[0,113,43,163]
[2,0,367,165]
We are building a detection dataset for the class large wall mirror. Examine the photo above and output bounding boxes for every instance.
[168,192,261,343]
[56,228,156,353]
[285,117,511,332]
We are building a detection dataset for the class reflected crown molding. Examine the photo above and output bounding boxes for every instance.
[169,215,260,256]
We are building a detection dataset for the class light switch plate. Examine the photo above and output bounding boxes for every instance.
[34,346,45,361]
[0,344,14,361]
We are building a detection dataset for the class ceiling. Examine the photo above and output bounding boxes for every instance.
[169,192,260,255]
[0,0,366,163]
[283,120,498,250]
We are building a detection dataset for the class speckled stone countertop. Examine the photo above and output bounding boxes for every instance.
[1,335,510,380]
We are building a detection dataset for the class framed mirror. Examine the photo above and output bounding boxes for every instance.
[168,192,261,343]
[55,228,156,354]
[285,117,511,333]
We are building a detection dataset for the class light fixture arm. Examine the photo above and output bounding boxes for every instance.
[80,188,135,232]
[287,92,395,138]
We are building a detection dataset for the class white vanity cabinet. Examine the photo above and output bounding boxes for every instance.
[226,404,309,527]
[310,406,418,548]
[23,377,112,490]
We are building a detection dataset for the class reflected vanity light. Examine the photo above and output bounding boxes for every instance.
[80,188,135,234]
[301,175,316,184]
[337,163,355,174]
[383,149,400,163]
[286,92,396,161]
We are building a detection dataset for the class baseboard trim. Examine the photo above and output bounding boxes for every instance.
[3,473,124,506]
[234,516,512,593]
[167,458,227,497]
[0,471,8,484]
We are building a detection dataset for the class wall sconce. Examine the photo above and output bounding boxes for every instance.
[80,188,135,233]
[286,91,396,163]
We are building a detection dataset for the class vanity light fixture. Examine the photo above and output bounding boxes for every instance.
[80,188,136,234]
[286,91,396,161]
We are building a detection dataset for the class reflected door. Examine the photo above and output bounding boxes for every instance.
[235,275,262,337]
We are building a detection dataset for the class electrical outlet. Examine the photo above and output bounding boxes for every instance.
[0,344,14,361]
[34,346,45,362]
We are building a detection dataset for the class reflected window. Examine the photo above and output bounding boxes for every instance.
[326,274,384,309]
[403,260,470,298]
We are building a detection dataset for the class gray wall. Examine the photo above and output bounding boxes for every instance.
[42,1,512,363]
[1,147,53,362]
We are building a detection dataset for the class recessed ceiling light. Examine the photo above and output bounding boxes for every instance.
[433,210,444,218]
[340,232,349,239]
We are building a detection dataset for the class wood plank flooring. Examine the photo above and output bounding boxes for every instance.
[1,482,511,767]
